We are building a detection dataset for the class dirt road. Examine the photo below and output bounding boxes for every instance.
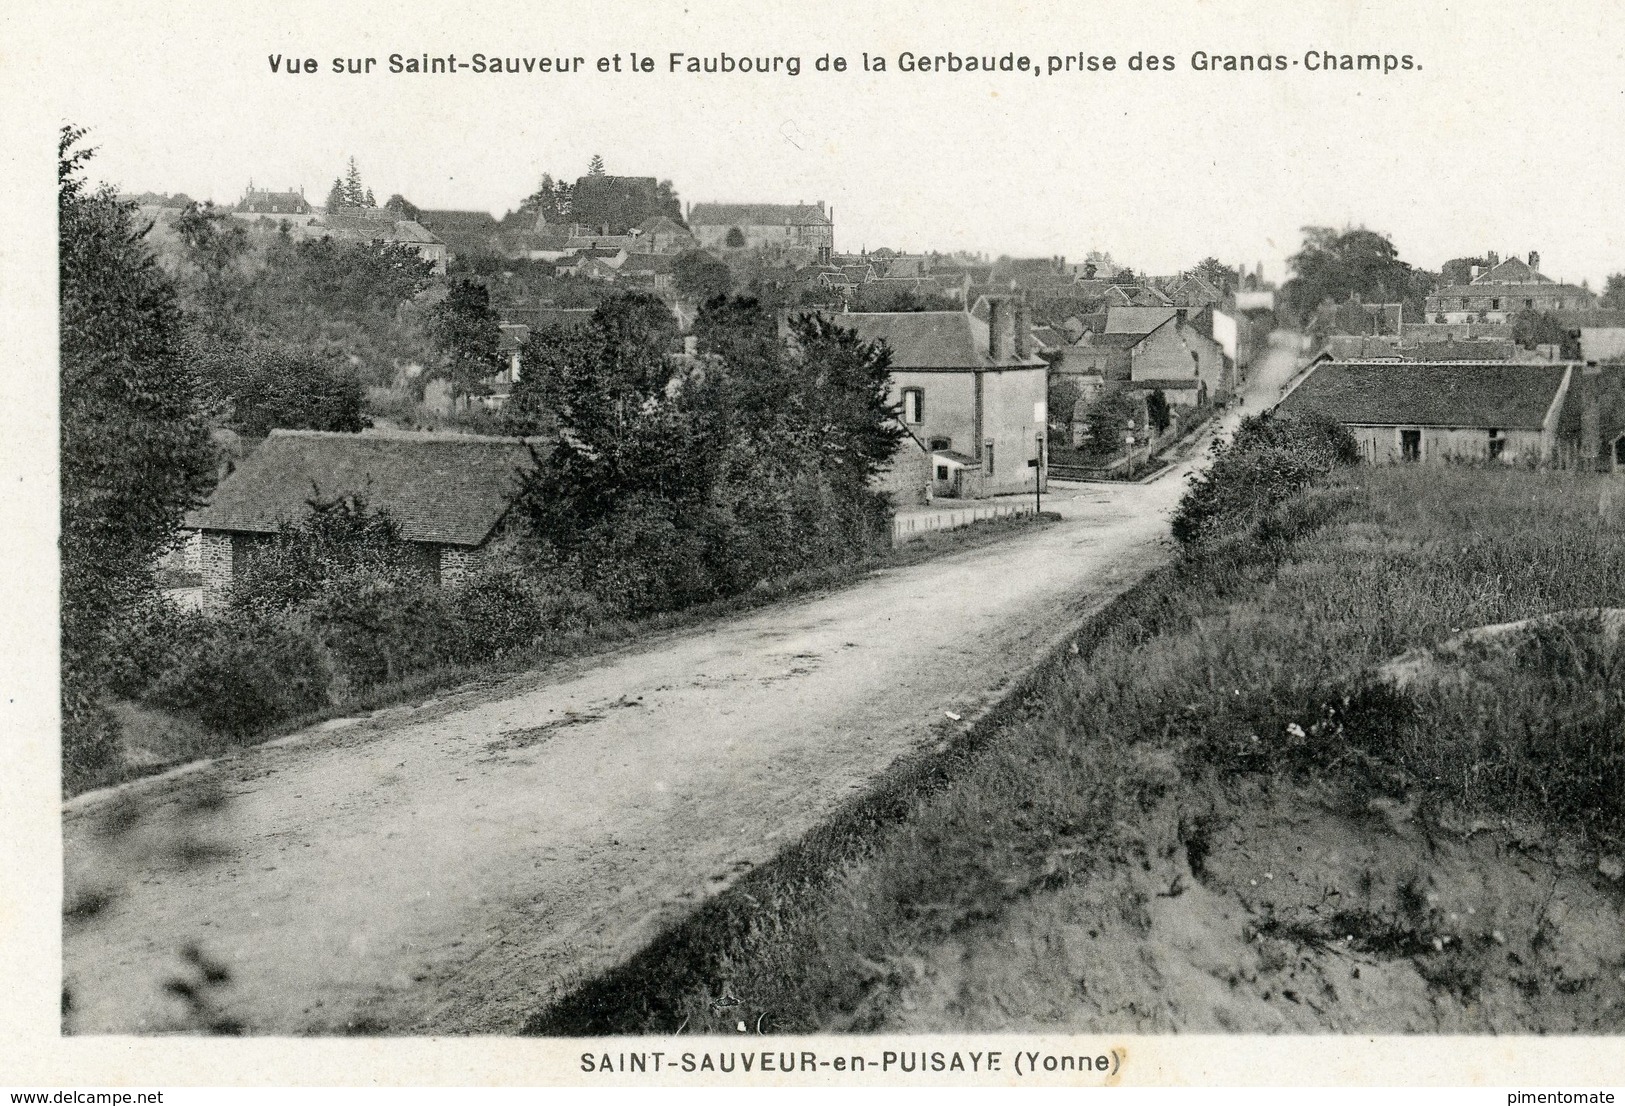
[63,337,1302,1035]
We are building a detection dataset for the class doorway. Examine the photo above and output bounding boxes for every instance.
[1401,429,1421,462]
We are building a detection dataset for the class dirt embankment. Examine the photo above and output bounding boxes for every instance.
[891,776,1625,1034]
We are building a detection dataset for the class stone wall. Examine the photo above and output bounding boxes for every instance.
[199,531,234,611]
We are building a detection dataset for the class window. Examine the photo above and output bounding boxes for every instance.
[984,440,995,476]
[1401,429,1421,462]
[936,465,949,480]
[1491,298,1501,310]
[1488,429,1505,460]
[928,437,951,451]
[902,388,924,424]
[1525,299,1534,308]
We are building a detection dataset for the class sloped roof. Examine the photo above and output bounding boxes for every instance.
[1406,339,1519,362]
[323,214,442,245]
[1104,306,1178,335]
[187,430,539,546]
[418,209,499,230]
[831,311,1047,370]
[1088,331,1151,350]
[1278,362,1572,430]
[637,215,691,234]
[239,190,309,213]
[689,202,830,226]
[1471,256,1551,284]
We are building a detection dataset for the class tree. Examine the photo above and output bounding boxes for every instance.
[1442,256,1491,286]
[188,337,366,437]
[588,154,606,177]
[384,194,420,223]
[1047,374,1082,442]
[673,249,733,302]
[1192,257,1238,295]
[1282,226,1437,326]
[1511,309,1579,358]
[1145,389,1172,435]
[364,188,375,207]
[1076,389,1141,460]
[342,157,366,207]
[170,201,250,339]
[520,173,557,218]
[325,177,345,214]
[427,280,502,402]
[725,227,746,248]
[1603,273,1625,311]
[59,125,214,782]
[655,179,681,221]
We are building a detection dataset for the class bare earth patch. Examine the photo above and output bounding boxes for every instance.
[889,776,1625,1034]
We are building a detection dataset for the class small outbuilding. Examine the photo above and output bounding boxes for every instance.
[185,430,538,609]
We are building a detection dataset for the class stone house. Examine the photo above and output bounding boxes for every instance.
[417,209,501,260]
[321,211,447,273]
[235,185,312,220]
[687,202,834,261]
[834,299,1048,501]
[1103,306,1230,403]
[632,215,697,254]
[185,430,538,609]
[1424,253,1596,323]
[1277,361,1575,464]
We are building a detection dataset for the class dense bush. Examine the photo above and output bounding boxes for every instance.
[1171,408,1359,547]
[148,614,332,735]
[508,295,900,616]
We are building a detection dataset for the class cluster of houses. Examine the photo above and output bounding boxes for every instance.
[173,180,1625,611]
[1279,250,1625,470]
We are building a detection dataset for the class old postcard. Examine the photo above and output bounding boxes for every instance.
[2,0,1623,1092]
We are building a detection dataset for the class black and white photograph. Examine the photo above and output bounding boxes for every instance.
[4,0,1625,1092]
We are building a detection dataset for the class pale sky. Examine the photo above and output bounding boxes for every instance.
[12,0,1625,286]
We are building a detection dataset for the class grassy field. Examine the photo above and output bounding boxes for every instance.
[83,510,1058,798]
[527,464,1625,1035]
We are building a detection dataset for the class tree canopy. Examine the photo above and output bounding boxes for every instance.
[427,279,503,401]
[673,249,733,302]
[59,125,215,778]
[1282,226,1436,325]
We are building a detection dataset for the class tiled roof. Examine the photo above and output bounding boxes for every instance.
[1087,332,1149,349]
[239,190,309,213]
[1278,362,1572,430]
[1431,282,1591,300]
[418,209,499,231]
[831,311,1047,370]
[689,202,831,226]
[1104,307,1178,335]
[1471,257,1551,284]
[186,430,540,546]
[636,215,690,234]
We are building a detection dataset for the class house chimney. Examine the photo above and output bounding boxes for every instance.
[1470,265,1480,281]
[1581,363,1602,465]
[1487,250,1499,267]
[1529,250,1540,271]
[988,297,1010,361]
[1014,301,1032,360]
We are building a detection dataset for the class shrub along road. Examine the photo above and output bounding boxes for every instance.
[62,337,1304,1035]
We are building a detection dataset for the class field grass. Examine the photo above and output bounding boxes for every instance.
[526,464,1625,1035]
[80,510,1058,798]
